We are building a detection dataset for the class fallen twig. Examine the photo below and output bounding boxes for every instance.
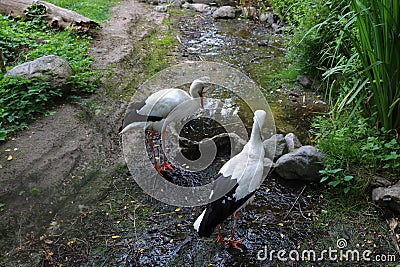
[283,185,306,220]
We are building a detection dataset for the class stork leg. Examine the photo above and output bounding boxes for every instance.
[215,225,225,244]
[160,130,174,171]
[146,130,163,176]
[226,211,245,250]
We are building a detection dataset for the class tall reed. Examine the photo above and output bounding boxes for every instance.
[350,0,400,130]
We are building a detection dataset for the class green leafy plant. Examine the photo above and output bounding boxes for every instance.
[24,3,47,16]
[45,0,120,22]
[0,76,57,136]
[0,14,98,139]
[311,114,400,193]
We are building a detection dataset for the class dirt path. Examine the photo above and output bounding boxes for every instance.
[0,0,166,264]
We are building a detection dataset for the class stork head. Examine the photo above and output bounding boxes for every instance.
[253,110,266,134]
[189,79,206,108]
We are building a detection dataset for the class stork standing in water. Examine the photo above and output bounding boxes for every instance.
[120,80,206,174]
[193,110,266,249]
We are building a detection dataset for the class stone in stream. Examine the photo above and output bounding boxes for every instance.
[372,181,400,214]
[154,5,169,12]
[6,55,74,93]
[274,145,324,182]
[169,0,186,8]
[212,6,236,19]
[259,12,274,24]
[182,3,210,13]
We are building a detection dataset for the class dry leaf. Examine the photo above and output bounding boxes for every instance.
[7,155,12,161]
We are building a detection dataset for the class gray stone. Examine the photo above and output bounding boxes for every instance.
[274,145,324,182]
[6,55,74,91]
[297,74,312,89]
[263,134,288,162]
[154,5,169,12]
[170,0,185,8]
[285,133,302,152]
[182,3,210,12]
[372,181,400,214]
[271,23,282,33]
[212,6,236,19]
[260,12,274,24]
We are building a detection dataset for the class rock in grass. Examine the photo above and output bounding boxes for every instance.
[274,145,324,182]
[6,55,74,92]
[372,181,400,214]
[212,6,236,19]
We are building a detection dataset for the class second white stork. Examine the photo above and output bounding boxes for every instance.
[120,79,206,174]
[193,109,266,249]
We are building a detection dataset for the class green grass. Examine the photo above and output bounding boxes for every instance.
[0,0,121,140]
[45,0,120,22]
[142,18,176,78]
[311,113,400,193]
[0,15,97,140]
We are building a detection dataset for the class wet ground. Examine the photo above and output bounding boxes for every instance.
[1,1,398,266]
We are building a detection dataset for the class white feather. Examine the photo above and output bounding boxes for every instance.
[193,209,206,232]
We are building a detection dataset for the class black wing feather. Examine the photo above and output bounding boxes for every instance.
[119,100,163,132]
[197,184,255,237]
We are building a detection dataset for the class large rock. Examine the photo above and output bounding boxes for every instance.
[212,6,236,19]
[6,55,74,91]
[274,145,324,182]
[372,181,400,214]
[263,134,288,162]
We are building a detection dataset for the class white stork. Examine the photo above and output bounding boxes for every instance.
[193,110,266,249]
[120,79,206,174]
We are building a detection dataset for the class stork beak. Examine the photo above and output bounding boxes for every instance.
[200,91,204,108]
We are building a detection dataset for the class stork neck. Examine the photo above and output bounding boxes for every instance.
[249,121,262,144]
